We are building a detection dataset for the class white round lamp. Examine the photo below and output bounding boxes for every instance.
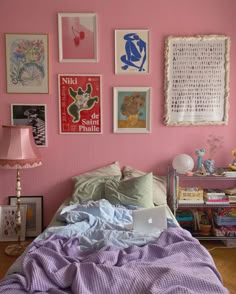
[172,154,194,174]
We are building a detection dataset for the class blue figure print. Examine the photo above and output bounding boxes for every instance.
[120,33,147,72]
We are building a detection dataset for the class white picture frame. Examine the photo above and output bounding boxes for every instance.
[115,30,149,74]
[58,13,98,62]
[113,87,151,133]
[11,104,47,147]
[0,205,27,241]
[58,74,102,134]
[5,33,49,93]
[164,35,230,126]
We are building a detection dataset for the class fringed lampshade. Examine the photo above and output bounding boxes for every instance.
[0,125,42,256]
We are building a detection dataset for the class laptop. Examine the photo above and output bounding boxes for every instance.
[132,205,168,233]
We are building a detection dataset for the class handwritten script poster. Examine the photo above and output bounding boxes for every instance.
[164,35,230,126]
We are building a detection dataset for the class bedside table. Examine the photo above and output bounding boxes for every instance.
[0,239,34,280]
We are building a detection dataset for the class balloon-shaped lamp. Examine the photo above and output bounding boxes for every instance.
[172,154,194,174]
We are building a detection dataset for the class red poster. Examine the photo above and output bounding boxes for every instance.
[58,74,102,134]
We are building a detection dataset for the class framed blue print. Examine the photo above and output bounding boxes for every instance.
[115,30,149,74]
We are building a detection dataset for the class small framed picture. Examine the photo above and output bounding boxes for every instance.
[113,87,151,133]
[58,74,102,134]
[5,33,49,93]
[115,30,149,74]
[9,196,43,237]
[0,205,27,241]
[11,104,47,147]
[58,13,98,62]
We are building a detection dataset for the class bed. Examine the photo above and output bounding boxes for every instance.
[0,162,229,293]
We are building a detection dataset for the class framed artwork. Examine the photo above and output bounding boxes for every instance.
[9,196,43,237]
[113,87,151,133]
[58,13,98,62]
[115,30,149,74]
[164,35,230,126]
[58,74,102,134]
[11,104,47,147]
[5,33,49,93]
[0,205,27,241]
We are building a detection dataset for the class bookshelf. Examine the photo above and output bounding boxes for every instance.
[171,169,236,240]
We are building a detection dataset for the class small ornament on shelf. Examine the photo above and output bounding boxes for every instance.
[195,148,205,170]
[229,148,236,171]
[203,134,224,175]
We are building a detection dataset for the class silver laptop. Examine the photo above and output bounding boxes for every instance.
[132,205,168,233]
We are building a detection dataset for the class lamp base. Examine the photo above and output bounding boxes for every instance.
[5,242,29,257]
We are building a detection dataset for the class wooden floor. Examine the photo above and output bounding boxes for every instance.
[0,240,236,293]
[201,240,236,293]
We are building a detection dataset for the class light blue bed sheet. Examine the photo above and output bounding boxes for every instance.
[36,199,178,252]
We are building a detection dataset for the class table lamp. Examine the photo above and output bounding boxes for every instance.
[0,125,42,256]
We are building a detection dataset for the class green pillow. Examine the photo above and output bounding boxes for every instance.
[71,175,121,204]
[104,173,154,208]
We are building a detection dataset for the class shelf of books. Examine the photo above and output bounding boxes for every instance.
[173,170,236,240]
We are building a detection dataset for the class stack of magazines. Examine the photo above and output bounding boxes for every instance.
[203,189,229,205]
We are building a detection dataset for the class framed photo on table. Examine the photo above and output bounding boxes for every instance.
[5,33,49,93]
[11,104,47,147]
[113,87,151,133]
[58,74,102,134]
[9,196,43,237]
[115,30,149,74]
[58,13,98,62]
[164,35,230,126]
[0,205,27,241]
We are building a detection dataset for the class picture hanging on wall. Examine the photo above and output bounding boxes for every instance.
[115,30,149,74]
[58,74,102,134]
[5,33,49,93]
[113,87,151,133]
[11,104,47,147]
[58,13,98,62]
[164,35,230,126]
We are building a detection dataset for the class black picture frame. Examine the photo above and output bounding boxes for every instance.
[8,196,43,237]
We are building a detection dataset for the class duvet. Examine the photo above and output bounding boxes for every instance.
[0,200,229,294]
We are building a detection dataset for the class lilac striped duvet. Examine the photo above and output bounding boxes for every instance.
[0,228,228,294]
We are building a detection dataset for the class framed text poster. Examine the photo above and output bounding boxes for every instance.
[58,74,102,134]
[164,35,230,126]
[115,30,149,74]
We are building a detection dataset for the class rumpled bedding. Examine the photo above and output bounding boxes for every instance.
[0,228,228,294]
[0,199,228,293]
[35,199,168,251]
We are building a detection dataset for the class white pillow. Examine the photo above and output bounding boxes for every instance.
[71,162,122,203]
[122,166,167,205]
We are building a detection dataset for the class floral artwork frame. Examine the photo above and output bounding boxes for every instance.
[11,104,47,147]
[9,196,43,237]
[58,13,98,62]
[5,33,49,93]
[0,205,27,241]
[115,30,149,74]
[164,35,230,126]
[58,74,102,134]
[113,87,151,133]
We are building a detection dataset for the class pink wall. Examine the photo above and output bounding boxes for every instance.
[0,0,235,226]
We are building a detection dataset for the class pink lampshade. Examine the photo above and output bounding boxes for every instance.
[0,125,42,169]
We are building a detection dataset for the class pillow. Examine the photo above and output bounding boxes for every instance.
[71,162,122,203]
[123,166,167,205]
[104,173,154,208]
